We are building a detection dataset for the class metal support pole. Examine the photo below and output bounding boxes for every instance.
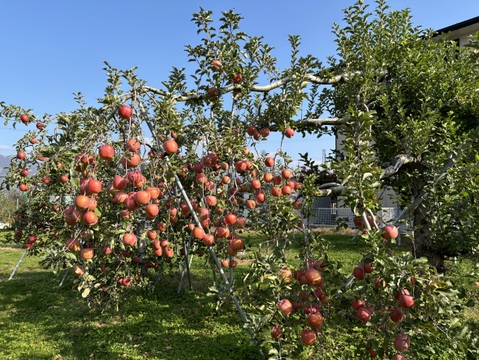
[8,250,27,280]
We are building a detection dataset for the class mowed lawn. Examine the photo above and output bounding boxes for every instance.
[1,229,478,359]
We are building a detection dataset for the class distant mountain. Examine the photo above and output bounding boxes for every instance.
[0,155,11,179]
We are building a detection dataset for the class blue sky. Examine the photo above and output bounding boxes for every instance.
[1,0,479,164]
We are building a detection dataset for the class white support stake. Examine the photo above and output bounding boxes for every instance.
[8,250,27,280]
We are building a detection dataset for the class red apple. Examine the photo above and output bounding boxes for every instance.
[300,329,317,345]
[232,72,243,84]
[98,144,115,160]
[118,105,132,119]
[389,307,404,323]
[307,312,324,328]
[20,114,29,123]
[210,59,222,71]
[304,268,322,286]
[353,266,365,280]
[284,127,294,138]
[271,324,283,339]
[398,289,414,309]
[363,262,374,273]
[351,298,366,310]
[17,151,27,159]
[357,306,374,323]
[277,299,293,316]
[382,225,399,240]
[164,139,178,155]
[123,233,137,246]
[393,333,410,352]
[207,87,219,98]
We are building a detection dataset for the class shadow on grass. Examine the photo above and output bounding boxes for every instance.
[0,267,262,360]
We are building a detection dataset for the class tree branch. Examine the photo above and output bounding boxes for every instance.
[312,186,346,197]
[298,117,348,127]
[380,154,416,179]
[140,70,360,102]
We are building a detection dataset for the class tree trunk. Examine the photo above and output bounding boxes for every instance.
[410,174,446,272]
[412,205,445,272]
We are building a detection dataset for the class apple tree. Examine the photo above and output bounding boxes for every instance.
[320,0,479,271]
[1,1,478,359]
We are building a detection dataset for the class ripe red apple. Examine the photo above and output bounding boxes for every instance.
[17,151,27,159]
[281,169,292,179]
[118,105,132,119]
[126,138,141,152]
[389,306,404,323]
[192,227,205,240]
[363,262,374,273]
[281,185,292,195]
[271,187,281,197]
[18,183,29,192]
[271,324,283,339]
[353,215,365,230]
[73,265,85,277]
[210,59,222,71]
[20,114,29,123]
[121,277,132,286]
[259,127,270,138]
[264,157,275,167]
[351,298,366,310]
[307,312,323,328]
[86,179,102,194]
[357,306,374,323]
[300,329,317,345]
[134,190,151,205]
[83,211,98,226]
[278,268,292,282]
[224,213,237,225]
[382,225,399,240]
[113,175,128,190]
[393,333,410,352]
[81,248,94,260]
[304,268,322,286]
[232,72,243,84]
[246,125,257,136]
[398,289,414,309]
[277,299,293,316]
[202,233,215,246]
[98,144,115,160]
[60,175,69,183]
[207,87,219,98]
[284,127,294,138]
[123,233,137,246]
[20,169,29,177]
[353,266,365,280]
[164,139,178,155]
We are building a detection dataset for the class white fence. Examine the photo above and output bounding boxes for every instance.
[307,207,402,228]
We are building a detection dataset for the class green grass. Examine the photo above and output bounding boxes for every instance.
[1,229,478,359]
[0,249,261,360]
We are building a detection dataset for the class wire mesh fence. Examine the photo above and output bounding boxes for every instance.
[307,207,402,228]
